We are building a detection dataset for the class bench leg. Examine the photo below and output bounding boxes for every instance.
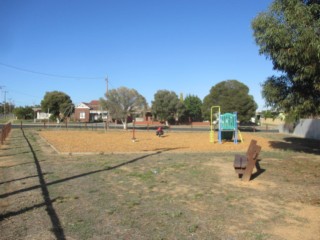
[242,160,256,181]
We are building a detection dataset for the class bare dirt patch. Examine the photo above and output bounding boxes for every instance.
[39,130,274,153]
[1,129,320,240]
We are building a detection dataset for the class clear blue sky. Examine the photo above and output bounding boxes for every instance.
[0,0,276,111]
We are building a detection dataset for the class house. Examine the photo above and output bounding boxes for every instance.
[74,100,108,122]
[32,108,52,121]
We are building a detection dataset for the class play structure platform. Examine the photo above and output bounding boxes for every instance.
[210,106,243,144]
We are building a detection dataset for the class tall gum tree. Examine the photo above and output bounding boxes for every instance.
[41,91,74,121]
[100,87,147,129]
[184,94,203,122]
[151,90,184,124]
[202,80,257,122]
[252,0,320,118]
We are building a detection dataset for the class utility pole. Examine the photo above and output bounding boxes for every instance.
[8,98,12,114]
[0,86,5,111]
[3,90,8,118]
[105,76,109,130]
[105,76,108,96]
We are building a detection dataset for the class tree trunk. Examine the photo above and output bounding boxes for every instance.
[122,119,127,130]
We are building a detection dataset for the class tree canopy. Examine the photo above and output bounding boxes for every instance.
[0,102,15,115]
[151,90,184,123]
[252,0,320,118]
[41,91,74,120]
[13,106,34,119]
[202,80,257,122]
[184,95,203,122]
[100,87,147,129]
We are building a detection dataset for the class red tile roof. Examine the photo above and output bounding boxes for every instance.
[87,100,100,110]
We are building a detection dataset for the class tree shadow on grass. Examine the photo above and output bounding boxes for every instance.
[0,150,175,199]
[0,129,181,240]
[0,173,50,185]
[21,129,66,240]
[0,198,58,220]
[151,147,186,152]
[269,137,320,155]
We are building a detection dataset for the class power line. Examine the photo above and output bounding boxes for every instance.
[6,88,40,99]
[0,62,104,80]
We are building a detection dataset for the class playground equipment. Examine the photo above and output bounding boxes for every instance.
[210,106,220,143]
[210,106,243,144]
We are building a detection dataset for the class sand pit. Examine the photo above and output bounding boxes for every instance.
[39,130,273,153]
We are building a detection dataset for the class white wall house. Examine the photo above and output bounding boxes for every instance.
[32,108,52,121]
[37,112,51,120]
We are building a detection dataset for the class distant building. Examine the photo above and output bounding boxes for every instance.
[33,108,52,121]
[74,100,108,122]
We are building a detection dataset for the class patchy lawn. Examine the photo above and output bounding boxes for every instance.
[0,129,319,240]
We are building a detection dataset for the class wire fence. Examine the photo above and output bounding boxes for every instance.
[0,114,15,120]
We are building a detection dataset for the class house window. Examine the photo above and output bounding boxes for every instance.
[80,112,86,119]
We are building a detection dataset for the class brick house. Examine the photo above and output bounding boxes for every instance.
[74,100,108,122]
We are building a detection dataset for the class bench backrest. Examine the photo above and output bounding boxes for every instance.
[242,140,261,181]
[246,139,257,155]
[246,140,261,161]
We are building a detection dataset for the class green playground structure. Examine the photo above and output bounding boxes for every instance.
[210,106,243,144]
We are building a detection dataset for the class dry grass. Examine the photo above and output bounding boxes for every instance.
[1,129,320,240]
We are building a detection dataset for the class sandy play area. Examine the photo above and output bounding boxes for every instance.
[39,130,273,153]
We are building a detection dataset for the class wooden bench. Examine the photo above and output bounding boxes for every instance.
[233,139,262,181]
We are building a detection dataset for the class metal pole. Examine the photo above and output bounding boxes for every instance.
[132,120,136,142]
[3,91,8,118]
[210,106,220,143]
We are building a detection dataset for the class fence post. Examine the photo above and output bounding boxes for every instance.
[0,122,12,145]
